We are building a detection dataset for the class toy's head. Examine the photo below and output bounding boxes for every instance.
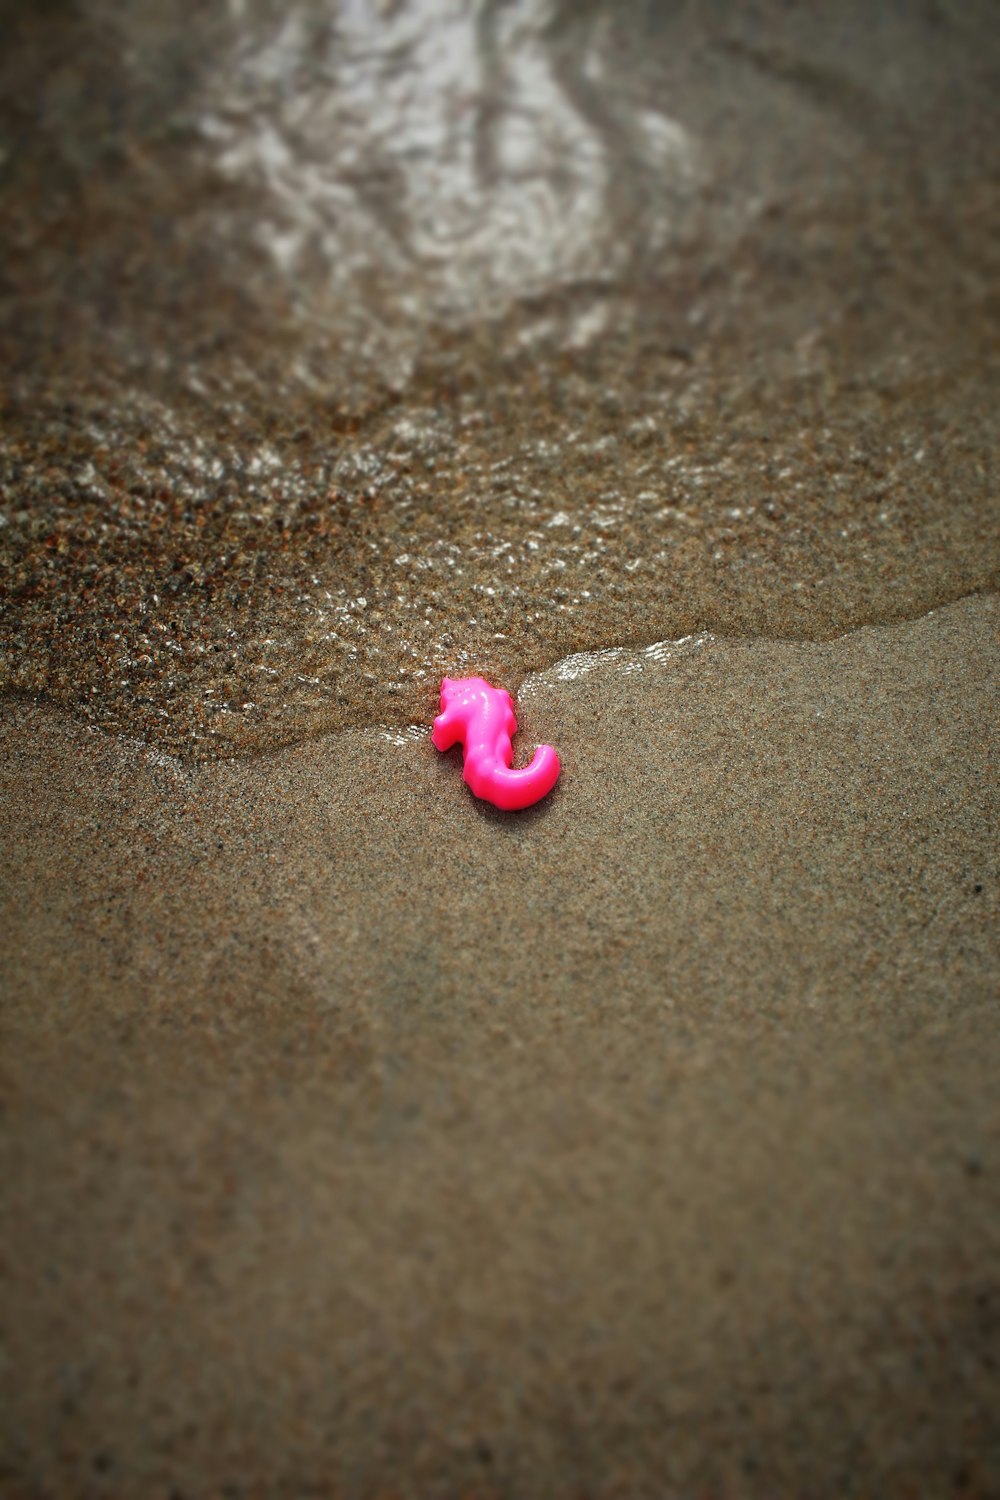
[440,675,499,707]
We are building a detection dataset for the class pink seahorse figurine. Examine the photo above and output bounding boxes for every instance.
[432,676,560,811]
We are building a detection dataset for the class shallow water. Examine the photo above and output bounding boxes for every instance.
[1,0,997,756]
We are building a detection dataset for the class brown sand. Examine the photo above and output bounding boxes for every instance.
[2,593,998,1498]
[2,4,999,1494]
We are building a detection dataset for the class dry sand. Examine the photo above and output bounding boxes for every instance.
[2,593,997,1498]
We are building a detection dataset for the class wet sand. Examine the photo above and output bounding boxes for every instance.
[2,1,1000,1495]
[3,594,998,1498]
[2,0,998,756]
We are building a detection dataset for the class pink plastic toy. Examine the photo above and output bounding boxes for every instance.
[432,676,560,811]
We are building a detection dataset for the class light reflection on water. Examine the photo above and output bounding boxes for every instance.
[199,0,698,335]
